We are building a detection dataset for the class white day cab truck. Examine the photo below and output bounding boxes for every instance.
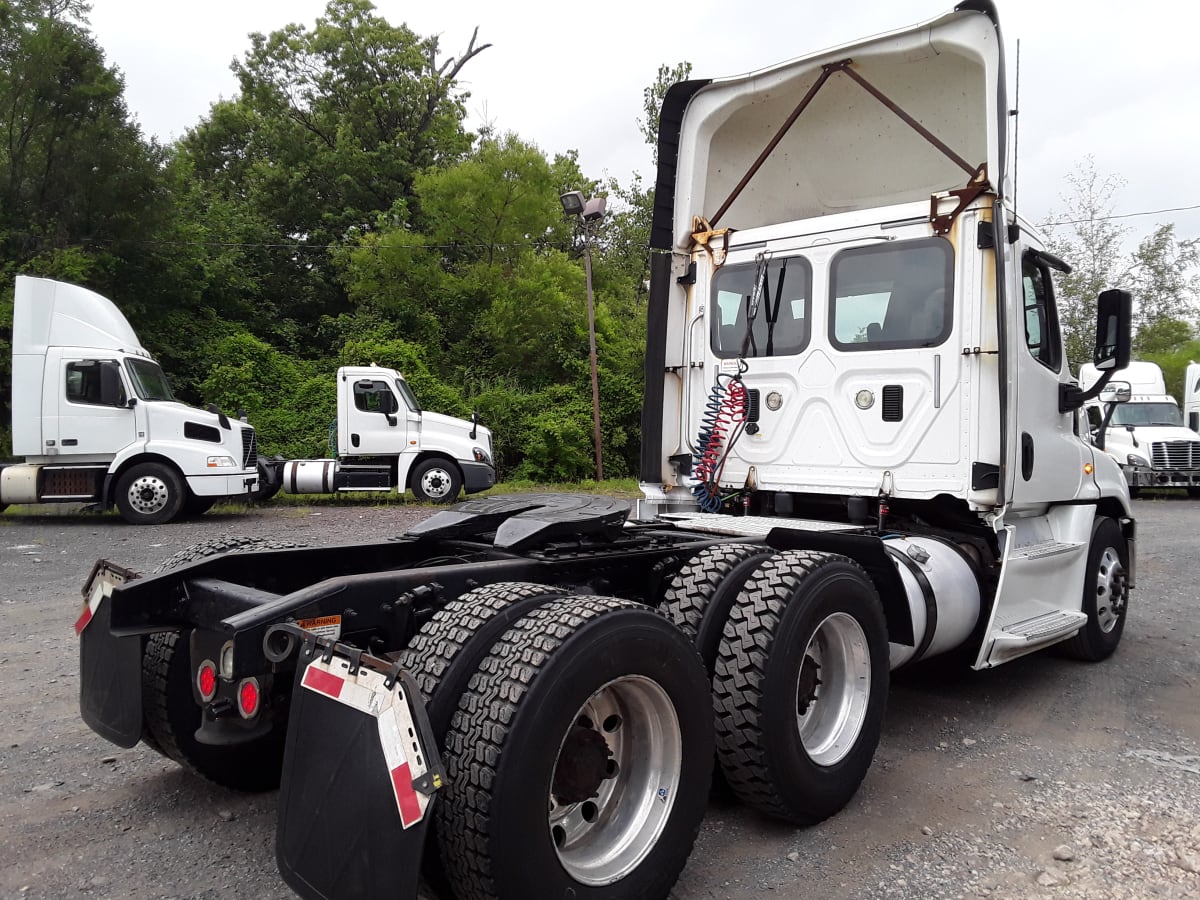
[3,276,259,524]
[1081,359,1200,496]
[77,4,1137,899]
[266,366,495,504]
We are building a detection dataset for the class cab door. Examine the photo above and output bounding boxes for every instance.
[1005,249,1091,509]
[53,357,137,456]
[343,378,407,456]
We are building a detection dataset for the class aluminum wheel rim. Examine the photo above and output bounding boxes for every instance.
[419,467,453,499]
[795,612,871,767]
[1095,546,1126,633]
[128,475,170,515]
[549,675,682,886]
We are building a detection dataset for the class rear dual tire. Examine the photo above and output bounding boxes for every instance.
[713,550,889,825]
[436,596,713,900]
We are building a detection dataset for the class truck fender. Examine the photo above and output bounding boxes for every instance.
[764,528,915,647]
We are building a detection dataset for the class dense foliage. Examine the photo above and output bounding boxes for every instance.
[2,3,1198,476]
[0,0,655,479]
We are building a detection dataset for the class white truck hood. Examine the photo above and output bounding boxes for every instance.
[420,411,492,458]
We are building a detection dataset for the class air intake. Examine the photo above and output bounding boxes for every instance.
[882,385,904,422]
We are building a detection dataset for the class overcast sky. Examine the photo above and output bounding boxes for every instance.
[87,0,1200,255]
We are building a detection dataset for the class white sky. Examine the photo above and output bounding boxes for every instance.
[87,0,1200,252]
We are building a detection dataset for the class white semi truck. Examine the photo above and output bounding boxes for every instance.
[1081,359,1200,495]
[77,4,1137,899]
[3,276,259,524]
[270,365,495,504]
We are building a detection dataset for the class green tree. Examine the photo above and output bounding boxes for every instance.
[1044,158,1199,371]
[178,0,490,342]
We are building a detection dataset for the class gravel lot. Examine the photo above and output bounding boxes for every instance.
[0,498,1197,899]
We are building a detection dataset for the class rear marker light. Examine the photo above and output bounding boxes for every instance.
[237,678,261,718]
[197,661,218,702]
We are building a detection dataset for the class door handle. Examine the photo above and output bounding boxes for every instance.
[351,433,360,448]
[1021,432,1034,481]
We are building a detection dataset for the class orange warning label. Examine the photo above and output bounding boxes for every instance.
[297,615,342,640]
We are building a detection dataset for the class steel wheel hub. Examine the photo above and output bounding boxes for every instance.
[548,675,682,886]
[420,468,452,499]
[128,476,170,515]
[795,612,871,767]
[1095,546,1126,633]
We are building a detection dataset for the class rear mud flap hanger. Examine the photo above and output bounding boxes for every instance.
[691,57,992,257]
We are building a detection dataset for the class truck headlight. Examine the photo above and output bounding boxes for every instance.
[207,455,238,468]
[1127,454,1150,468]
[472,447,492,465]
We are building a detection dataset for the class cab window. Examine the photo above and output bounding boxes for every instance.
[710,255,812,359]
[829,238,953,350]
[353,380,397,414]
[1021,253,1063,372]
[65,360,126,407]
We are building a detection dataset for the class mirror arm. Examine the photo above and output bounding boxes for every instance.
[1060,369,1116,413]
[386,414,397,427]
[1094,400,1121,451]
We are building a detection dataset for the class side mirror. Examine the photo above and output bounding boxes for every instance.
[1061,289,1134,412]
[99,361,125,407]
[1099,380,1131,404]
[1093,289,1132,371]
[379,391,398,415]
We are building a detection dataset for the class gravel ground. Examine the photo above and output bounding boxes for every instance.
[0,497,1197,899]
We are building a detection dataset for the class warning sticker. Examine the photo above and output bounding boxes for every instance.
[297,615,342,640]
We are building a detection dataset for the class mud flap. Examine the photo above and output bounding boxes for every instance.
[77,561,143,748]
[276,635,444,900]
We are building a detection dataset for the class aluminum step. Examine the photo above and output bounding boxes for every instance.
[1008,539,1084,561]
[997,610,1087,643]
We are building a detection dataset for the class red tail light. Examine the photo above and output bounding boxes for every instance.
[237,678,260,718]
[196,660,218,702]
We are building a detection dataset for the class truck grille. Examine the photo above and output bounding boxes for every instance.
[241,427,258,469]
[1150,440,1200,469]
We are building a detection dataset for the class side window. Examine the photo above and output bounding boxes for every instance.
[829,238,954,350]
[65,360,125,406]
[353,380,396,414]
[1021,254,1063,372]
[710,255,812,359]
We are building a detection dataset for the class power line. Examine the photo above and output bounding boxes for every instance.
[1042,204,1200,228]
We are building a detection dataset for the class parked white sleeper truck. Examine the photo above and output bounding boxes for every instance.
[1081,359,1200,495]
[3,276,259,524]
[1183,360,1200,433]
[76,4,1136,898]
[272,365,495,503]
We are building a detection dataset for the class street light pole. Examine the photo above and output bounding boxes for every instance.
[560,190,606,482]
[582,218,604,481]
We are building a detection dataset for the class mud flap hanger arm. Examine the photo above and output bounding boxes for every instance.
[702,58,988,236]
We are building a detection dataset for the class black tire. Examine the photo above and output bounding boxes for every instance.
[662,543,776,675]
[411,457,463,504]
[713,550,889,825]
[1188,487,1200,499]
[396,582,568,742]
[180,495,215,518]
[1058,517,1129,661]
[115,462,186,525]
[438,596,713,900]
[141,536,306,790]
[253,460,282,502]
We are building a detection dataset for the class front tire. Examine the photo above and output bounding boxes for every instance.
[1059,516,1129,661]
[713,550,889,825]
[438,596,712,900]
[115,462,185,525]
[411,458,464,504]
